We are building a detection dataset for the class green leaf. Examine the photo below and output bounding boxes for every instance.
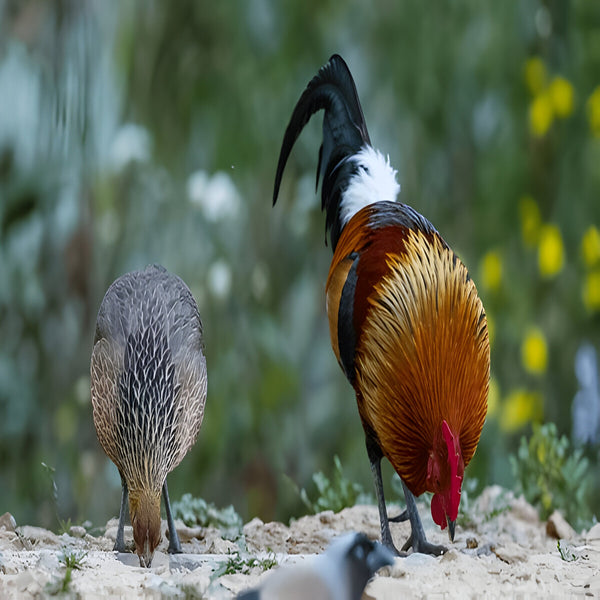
[171,494,243,541]
[510,423,593,530]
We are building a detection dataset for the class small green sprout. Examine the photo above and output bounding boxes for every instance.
[557,540,586,562]
[41,462,75,535]
[45,547,87,596]
[59,547,87,571]
[212,550,278,579]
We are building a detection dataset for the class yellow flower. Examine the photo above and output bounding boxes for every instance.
[529,91,554,137]
[500,389,543,432]
[583,270,600,312]
[521,326,548,375]
[524,57,547,95]
[549,76,574,118]
[487,376,499,418]
[538,224,564,278]
[581,225,600,268]
[587,86,600,138]
[480,251,503,292]
[519,195,542,247]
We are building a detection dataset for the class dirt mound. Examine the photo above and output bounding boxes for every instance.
[0,487,598,599]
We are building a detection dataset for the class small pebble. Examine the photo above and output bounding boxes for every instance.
[206,536,238,554]
[546,510,575,540]
[440,549,459,562]
[105,525,133,543]
[466,537,478,549]
[586,523,600,544]
[404,552,437,566]
[18,526,60,546]
[319,511,334,524]
[174,524,205,543]
[69,526,87,538]
[0,513,16,533]
[493,542,528,564]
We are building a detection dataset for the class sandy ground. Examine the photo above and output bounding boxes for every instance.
[0,486,599,599]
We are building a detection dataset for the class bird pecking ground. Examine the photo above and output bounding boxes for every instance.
[0,486,599,599]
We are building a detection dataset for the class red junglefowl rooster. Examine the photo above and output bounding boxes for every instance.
[273,55,489,555]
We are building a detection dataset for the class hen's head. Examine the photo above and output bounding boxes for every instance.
[129,488,162,567]
[426,420,464,540]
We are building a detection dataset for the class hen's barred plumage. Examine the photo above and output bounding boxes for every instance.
[274,55,489,556]
[91,265,207,567]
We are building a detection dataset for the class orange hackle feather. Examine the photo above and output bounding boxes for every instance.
[327,204,489,498]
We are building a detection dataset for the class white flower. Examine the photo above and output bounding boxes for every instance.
[109,123,151,171]
[187,170,241,222]
[207,259,232,300]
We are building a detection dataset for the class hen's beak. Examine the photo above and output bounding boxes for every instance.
[139,537,153,568]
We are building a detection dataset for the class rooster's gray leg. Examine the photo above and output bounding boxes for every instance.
[366,437,404,556]
[400,480,446,556]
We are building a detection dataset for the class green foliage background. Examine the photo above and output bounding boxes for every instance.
[0,1,598,529]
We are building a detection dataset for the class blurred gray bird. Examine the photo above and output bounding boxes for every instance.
[90,265,207,567]
[237,532,394,600]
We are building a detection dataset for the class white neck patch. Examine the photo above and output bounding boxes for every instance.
[340,146,400,226]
